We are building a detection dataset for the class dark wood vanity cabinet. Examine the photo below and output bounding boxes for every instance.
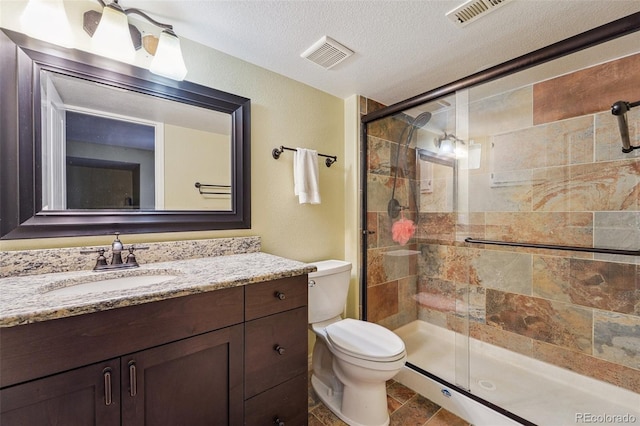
[244,275,309,426]
[1,327,243,425]
[0,286,245,425]
[0,274,309,425]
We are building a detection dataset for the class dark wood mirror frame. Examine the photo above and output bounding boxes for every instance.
[0,29,251,240]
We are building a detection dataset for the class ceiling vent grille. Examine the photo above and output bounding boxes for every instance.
[301,36,354,70]
[446,0,513,27]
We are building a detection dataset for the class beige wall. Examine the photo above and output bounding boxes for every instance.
[0,1,356,273]
[163,125,231,211]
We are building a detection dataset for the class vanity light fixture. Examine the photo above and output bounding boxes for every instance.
[20,0,73,47]
[84,0,188,81]
[434,132,464,156]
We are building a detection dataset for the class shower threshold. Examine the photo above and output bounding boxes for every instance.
[394,320,640,426]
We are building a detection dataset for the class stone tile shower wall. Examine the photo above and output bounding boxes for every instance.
[364,97,421,329]
[365,53,640,394]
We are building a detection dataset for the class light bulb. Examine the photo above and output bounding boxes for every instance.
[92,3,136,64]
[438,138,455,155]
[20,0,73,47]
[150,30,188,81]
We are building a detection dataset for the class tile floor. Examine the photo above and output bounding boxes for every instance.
[308,377,472,426]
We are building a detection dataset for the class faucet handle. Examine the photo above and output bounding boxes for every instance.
[79,248,108,270]
[125,247,139,266]
[95,249,108,268]
[125,245,149,266]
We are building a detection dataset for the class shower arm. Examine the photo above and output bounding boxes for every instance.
[611,100,640,153]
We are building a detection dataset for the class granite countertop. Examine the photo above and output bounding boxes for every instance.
[0,252,316,328]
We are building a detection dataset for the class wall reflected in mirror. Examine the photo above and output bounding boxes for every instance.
[40,70,233,212]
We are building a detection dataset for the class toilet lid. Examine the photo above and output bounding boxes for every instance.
[326,318,405,361]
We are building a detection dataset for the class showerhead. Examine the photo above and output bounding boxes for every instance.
[411,111,432,129]
[403,111,432,148]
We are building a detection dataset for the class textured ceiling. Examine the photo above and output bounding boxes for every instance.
[109,1,640,105]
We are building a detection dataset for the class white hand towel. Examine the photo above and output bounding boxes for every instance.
[293,148,321,204]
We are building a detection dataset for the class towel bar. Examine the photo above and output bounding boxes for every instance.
[272,145,337,167]
[464,237,640,256]
[194,182,231,195]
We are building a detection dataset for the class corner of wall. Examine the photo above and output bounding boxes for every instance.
[343,94,361,320]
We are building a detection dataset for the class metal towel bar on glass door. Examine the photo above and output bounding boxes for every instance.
[271,145,337,167]
[464,237,640,256]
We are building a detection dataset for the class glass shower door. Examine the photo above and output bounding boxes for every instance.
[363,95,471,392]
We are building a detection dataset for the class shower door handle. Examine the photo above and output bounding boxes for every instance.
[363,230,376,235]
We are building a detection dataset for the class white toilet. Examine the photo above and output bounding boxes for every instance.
[308,260,407,426]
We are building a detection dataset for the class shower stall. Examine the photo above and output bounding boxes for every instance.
[362,15,640,426]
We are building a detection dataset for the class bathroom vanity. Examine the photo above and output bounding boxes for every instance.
[0,251,312,425]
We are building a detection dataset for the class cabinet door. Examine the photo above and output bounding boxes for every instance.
[0,359,120,426]
[122,324,243,426]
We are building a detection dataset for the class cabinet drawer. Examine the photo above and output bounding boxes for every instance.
[244,307,308,398]
[245,275,307,321]
[244,373,307,426]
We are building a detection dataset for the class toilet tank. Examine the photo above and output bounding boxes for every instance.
[307,260,352,324]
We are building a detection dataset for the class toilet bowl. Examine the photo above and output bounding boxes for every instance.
[308,260,407,426]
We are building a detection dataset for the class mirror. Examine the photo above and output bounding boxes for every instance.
[0,29,251,239]
[41,70,233,211]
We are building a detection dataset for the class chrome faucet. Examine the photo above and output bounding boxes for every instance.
[83,233,147,271]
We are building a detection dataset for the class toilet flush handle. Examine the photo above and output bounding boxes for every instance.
[308,280,316,287]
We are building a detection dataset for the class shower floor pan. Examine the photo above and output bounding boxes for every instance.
[394,320,640,426]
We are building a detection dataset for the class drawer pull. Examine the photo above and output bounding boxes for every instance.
[274,417,285,426]
[128,360,137,397]
[103,367,113,406]
[275,291,286,300]
[274,345,286,355]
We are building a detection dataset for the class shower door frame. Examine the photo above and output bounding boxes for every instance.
[361,9,640,320]
[360,10,640,425]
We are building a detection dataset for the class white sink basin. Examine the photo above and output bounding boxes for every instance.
[47,274,177,297]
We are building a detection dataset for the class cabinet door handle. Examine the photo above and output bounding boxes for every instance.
[274,345,286,355]
[103,367,113,406]
[128,360,137,397]
[273,417,285,426]
[275,291,286,300]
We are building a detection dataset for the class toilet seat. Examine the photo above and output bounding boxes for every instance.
[325,318,405,362]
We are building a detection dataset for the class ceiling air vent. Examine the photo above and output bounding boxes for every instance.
[446,0,513,27]
[301,36,354,70]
